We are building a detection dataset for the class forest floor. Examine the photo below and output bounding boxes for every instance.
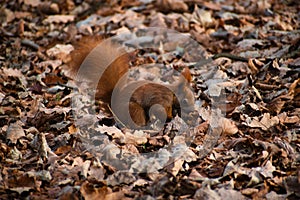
[0,0,299,199]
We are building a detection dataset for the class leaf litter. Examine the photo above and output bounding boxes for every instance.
[0,0,299,199]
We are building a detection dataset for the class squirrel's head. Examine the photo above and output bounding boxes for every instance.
[173,67,196,120]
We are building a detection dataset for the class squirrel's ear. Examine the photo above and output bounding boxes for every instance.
[176,67,192,89]
[181,67,192,83]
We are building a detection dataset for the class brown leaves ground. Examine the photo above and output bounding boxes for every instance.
[0,0,299,199]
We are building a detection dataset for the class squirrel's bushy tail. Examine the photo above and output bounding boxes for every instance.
[67,36,132,104]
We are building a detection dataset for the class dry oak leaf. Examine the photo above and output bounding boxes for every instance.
[43,15,75,24]
[166,158,184,177]
[6,122,25,144]
[24,0,41,7]
[106,171,136,186]
[247,113,279,131]
[156,0,188,13]
[96,125,125,142]
[191,5,214,27]
[278,112,299,124]
[220,118,238,135]
[124,130,148,145]
[80,182,125,200]
[46,44,74,62]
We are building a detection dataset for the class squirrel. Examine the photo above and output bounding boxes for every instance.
[66,36,196,129]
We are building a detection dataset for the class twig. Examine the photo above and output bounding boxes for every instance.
[195,53,249,68]
[212,53,249,62]
[21,39,40,50]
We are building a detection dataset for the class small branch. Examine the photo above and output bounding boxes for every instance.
[212,53,249,62]
[21,39,40,51]
[195,53,249,68]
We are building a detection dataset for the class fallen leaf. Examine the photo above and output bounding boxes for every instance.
[43,15,75,24]
[6,122,25,144]
[220,118,239,135]
[157,0,188,13]
[247,113,279,131]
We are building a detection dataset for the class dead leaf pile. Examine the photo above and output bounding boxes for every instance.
[0,0,299,199]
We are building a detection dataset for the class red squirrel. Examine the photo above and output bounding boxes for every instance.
[67,36,195,128]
